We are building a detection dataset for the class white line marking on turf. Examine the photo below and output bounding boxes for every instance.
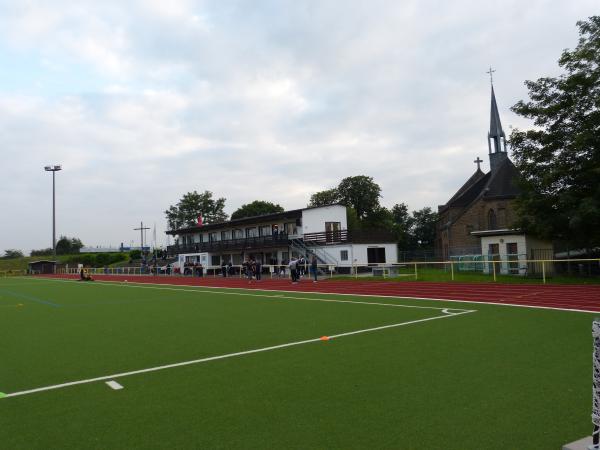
[27,277,472,312]
[3,309,474,399]
[105,380,123,390]
[34,277,597,314]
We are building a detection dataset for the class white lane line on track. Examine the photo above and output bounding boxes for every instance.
[3,310,474,399]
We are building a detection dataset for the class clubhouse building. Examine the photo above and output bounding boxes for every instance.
[166,204,397,269]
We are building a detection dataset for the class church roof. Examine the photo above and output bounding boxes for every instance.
[483,157,520,198]
[440,157,521,222]
[489,85,505,139]
[444,170,490,209]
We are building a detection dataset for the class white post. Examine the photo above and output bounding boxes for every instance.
[592,320,600,449]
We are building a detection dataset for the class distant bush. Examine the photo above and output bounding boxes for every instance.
[129,249,142,260]
[1,249,24,259]
[30,248,54,257]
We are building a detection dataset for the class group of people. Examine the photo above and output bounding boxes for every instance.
[243,258,263,282]
[241,255,318,283]
[288,255,319,283]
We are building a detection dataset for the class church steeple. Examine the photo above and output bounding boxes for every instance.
[486,68,508,172]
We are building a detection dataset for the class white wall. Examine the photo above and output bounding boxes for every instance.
[301,205,347,234]
[480,234,527,274]
[314,243,398,266]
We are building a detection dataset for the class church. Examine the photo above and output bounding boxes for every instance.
[435,83,553,273]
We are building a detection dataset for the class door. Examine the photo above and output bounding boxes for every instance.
[325,222,341,243]
[488,243,500,273]
[506,242,518,274]
[367,247,386,265]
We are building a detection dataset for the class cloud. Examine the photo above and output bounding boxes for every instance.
[0,0,598,253]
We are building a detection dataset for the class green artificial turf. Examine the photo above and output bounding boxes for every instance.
[0,277,596,449]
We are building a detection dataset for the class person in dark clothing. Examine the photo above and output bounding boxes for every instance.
[255,259,262,281]
[221,260,228,277]
[79,267,94,281]
[311,255,318,282]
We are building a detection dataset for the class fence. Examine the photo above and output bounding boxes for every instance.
[53,257,600,284]
[0,269,26,277]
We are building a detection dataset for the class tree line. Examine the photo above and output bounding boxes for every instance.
[164,175,438,252]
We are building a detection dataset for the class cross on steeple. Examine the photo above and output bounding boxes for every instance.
[474,157,483,171]
[486,66,496,85]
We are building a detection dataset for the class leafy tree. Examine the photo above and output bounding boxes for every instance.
[308,188,341,208]
[337,176,382,219]
[231,200,284,220]
[411,207,438,249]
[2,249,24,259]
[55,236,84,255]
[391,203,415,249]
[510,16,600,247]
[165,190,228,230]
[30,248,53,257]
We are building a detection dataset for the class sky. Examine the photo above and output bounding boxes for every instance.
[0,0,597,254]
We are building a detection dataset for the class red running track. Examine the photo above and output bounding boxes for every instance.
[39,274,600,312]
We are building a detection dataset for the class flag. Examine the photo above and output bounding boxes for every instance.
[197,214,203,226]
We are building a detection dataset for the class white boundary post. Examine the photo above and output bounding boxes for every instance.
[592,319,600,449]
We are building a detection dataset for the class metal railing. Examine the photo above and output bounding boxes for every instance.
[52,257,600,284]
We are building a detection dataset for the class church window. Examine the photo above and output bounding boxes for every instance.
[487,209,497,230]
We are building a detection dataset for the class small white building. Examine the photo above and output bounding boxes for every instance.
[166,204,397,268]
[471,229,553,275]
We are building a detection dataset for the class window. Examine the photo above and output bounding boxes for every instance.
[233,229,243,239]
[340,250,349,261]
[283,222,297,235]
[487,209,497,230]
[259,225,271,237]
[221,230,231,241]
[209,232,217,242]
[246,227,258,238]
[211,255,221,266]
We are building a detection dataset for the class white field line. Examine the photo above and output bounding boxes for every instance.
[29,277,600,315]
[3,309,474,399]
[24,277,472,313]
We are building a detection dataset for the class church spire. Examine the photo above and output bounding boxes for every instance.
[486,68,508,172]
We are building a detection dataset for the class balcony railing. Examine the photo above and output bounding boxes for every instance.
[303,229,395,245]
[168,233,290,255]
[168,229,397,256]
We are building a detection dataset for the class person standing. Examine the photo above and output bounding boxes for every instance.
[255,259,262,281]
[311,255,318,282]
[289,257,298,283]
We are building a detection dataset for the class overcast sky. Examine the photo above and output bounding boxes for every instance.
[0,0,597,253]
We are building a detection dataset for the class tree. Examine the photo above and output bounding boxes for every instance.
[2,249,24,259]
[30,248,53,257]
[337,176,382,219]
[308,188,341,208]
[391,203,415,249]
[55,236,84,255]
[231,200,284,220]
[509,16,600,248]
[165,190,228,230]
[411,207,438,249]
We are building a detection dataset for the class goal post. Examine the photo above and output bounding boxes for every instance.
[592,319,600,449]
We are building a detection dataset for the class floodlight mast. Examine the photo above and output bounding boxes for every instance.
[44,165,62,259]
